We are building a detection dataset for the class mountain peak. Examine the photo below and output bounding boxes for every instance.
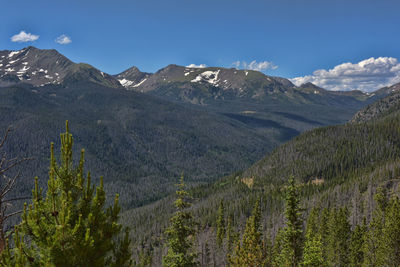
[301,82,320,89]
[114,66,150,88]
[0,47,120,88]
[351,82,400,123]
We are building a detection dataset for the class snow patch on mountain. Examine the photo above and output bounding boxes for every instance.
[133,78,147,87]
[119,78,134,87]
[191,70,221,86]
[8,51,22,58]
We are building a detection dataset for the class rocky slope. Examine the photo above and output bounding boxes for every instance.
[351,82,400,123]
[0,46,120,88]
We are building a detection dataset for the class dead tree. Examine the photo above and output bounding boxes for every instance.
[0,127,31,253]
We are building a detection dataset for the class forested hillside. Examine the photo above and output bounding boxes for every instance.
[123,87,400,266]
[0,82,277,208]
[2,47,400,266]
[0,47,385,208]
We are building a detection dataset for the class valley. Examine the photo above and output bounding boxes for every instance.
[0,47,385,208]
[1,46,399,266]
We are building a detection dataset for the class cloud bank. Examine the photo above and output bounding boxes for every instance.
[233,60,278,72]
[55,34,72,44]
[11,31,39,42]
[291,57,400,92]
[186,64,207,68]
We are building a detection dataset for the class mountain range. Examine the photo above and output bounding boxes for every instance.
[0,46,395,208]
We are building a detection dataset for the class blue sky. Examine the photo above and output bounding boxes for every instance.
[2,0,400,91]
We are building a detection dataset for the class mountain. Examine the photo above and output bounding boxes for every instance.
[115,66,151,88]
[3,47,400,265]
[0,47,294,208]
[116,64,295,100]
[116,64,374,105]
[0,46,120,88]
[123,88,400,265]
[351,82,400,123]
[0,47,393,208]
[0,47,394,210]
[0,81,279,208]
[116,64,383,137]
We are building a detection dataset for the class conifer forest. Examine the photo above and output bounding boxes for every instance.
[2,1,400,265]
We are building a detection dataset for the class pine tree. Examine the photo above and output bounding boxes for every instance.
[271,228,285,267]
[229,198,265,267]
[226,216,236,252]
[362,187,387,266]
[349,219,367,267]
[301,207,324,267]
[280,176,304,267]
[326,207,351,267]
[216,199,226,248]
[301,233,324,267]
[304,207,319,238]
[380,196,400,266]
[163,175,198,267]
[319,208,330,261]
[1,121,132,266]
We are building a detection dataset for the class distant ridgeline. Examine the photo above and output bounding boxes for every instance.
[0,46,391,209]
[123,83,400,266]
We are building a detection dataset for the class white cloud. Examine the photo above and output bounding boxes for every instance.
[55,34,72,44]
[233,60,278,72]
[11,31,39,42]
[291,57,400,92]
[186,64,207,68]
[232,61,241,69]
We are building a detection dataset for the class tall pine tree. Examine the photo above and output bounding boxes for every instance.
[229,198,265,267]
[163,175,198,267]
[326,207,351,267]
[301,207,324,267]
[349,218,366,267]
[301,233,324,267]
[1,121,131,266]
[362,187,387,266]
[380,196,400,266]
[280,176,304,267]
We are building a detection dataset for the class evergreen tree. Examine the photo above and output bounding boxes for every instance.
[163,175,198,267]
[226,216,235,252]
[380,196,400,266]
[229,198,265,267]
[349,219,366,267]
[304,207,319,239]
[362,187,387,266]
[271,228,285,267]
[301,207,324,267]
[319,208,330,261]
[301,233,324,267]
[1,121,132,266]
[326,207,351,267]
[280,177,304,267]
[216,200,225,248]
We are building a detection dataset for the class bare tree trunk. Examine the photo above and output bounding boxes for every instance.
[0,127,31,254]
